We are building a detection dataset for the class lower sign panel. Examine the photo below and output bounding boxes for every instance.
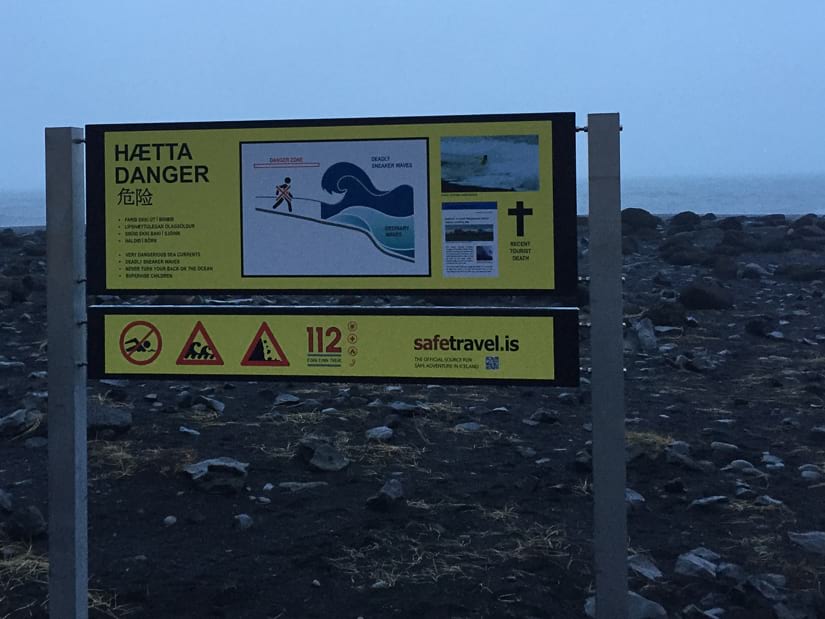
[88,306,579,385]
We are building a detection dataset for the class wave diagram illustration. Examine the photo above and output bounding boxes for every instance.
[258,162,416,262]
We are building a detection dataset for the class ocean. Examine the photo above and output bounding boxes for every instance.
[2,174,823,228]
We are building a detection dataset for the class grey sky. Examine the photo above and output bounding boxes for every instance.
[2,0,823,190]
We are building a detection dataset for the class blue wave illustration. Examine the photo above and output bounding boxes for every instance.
[328,206,416,259]
[316,162,416,259]
[320,162,414,219]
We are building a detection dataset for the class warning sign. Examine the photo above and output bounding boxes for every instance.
[88,307,579,385]
[119,321,162,366]
[85,113,578,296]
[176,321,223,366]
[241,322,289,367]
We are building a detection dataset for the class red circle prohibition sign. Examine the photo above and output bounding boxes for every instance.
[119,320,163,366]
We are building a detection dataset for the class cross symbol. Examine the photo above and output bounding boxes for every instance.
[276,184,293,208]
[507,201,532,237]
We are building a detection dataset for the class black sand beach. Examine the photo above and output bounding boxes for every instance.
[2,210,825,618]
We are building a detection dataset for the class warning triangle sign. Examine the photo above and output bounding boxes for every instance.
[176,321,224,366]
[241,322,290,367]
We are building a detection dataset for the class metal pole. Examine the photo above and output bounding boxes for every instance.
[46,127,88,619]
[587,113,627,618]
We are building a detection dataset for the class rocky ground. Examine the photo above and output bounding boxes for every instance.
[1,210,825,618]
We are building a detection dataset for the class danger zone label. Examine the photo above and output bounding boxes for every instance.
[90,309,578,385]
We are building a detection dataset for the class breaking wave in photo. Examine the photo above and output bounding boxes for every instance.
[441,135,540,192]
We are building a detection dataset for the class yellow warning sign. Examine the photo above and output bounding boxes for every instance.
[89,308,579,385]
[241,322,289,367]
[119,320,162,365]
[176,321,223,366]
[85,114,577,295]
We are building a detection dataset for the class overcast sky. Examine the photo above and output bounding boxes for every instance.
[2,1,823,190]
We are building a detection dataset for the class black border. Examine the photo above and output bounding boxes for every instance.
[87,305,579,387]
[85,112,576,296]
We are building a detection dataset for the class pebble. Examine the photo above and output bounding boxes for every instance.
[163,516,177,527]
[197,396,225,414]
[366,478,406,511]
[734,481,756,499]
[675,548,719,579]
[529,409,560,424]
[279,482,328,492]
[183,458,249,493]
[799,464,823,483]
[234,513,253,530]
[761,452,784,470]
[788,531,825,555]
[0,488,12,512]
[628,553,662,581]
[721,459,763,476]
[710,441,740,454]
[755,495,784,507]
[688,495,729,510]
[274,392,301,406]
[296,436,350,472]
[365,426,394,442]
[625,488,646,511]
[454,422,482,432]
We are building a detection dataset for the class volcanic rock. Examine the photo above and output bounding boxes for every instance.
[679,281,734,310]
[183,457,249,493]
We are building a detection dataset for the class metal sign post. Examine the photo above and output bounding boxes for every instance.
[588,113,627,618]
[46,127,89,619]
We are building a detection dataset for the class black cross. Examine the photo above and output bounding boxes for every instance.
[507,201,532,237]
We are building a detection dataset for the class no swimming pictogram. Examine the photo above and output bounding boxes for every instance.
[241,322,289,367]
[176,321,224,366]
[119,320,162,366]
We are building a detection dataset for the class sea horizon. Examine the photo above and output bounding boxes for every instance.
[2,172,824,228]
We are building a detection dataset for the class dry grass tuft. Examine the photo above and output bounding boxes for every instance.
[357,443,425,468]
[626,431,673,456]
[89,441,198,480]
[89,441,139,480]
[327,515,569,588]
[0,542,48,593]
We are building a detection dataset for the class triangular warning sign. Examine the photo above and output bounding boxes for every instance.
[176,321,224,366]
[241,322,289,367]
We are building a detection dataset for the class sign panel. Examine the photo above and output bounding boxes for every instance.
[88,306,579,385]
[85,113,577,295]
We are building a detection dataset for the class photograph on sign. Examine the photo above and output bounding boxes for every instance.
[240,139,430,276]
[440,134,539,193]
[88,306,579,386]
[85,113,577,294]
[442,202,499,278]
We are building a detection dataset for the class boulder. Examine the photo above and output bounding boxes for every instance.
[679,282,733,310]
[87,403,132,433]
[183,457,249,493]
[585,591,667,618]
[296,436,350,472]
[669,211,702,230]
[366,478,406,511]
[621,208,660,231]
[6,505,47,540]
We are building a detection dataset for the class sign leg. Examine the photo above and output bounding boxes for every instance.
[587,113,627,618]
[46,127,88,619]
